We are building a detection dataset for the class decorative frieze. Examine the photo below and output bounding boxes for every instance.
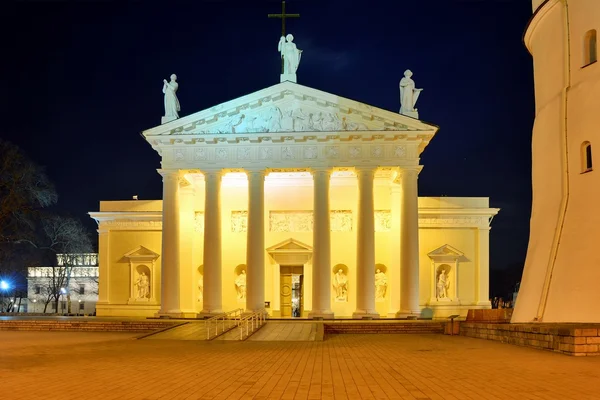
[418,216,486,227]
[268,210,354,232]
[100,220,162,228]
[374,210,391,232]
[330,210,353,232]
[231,211,248,233]
[270,211,313,232]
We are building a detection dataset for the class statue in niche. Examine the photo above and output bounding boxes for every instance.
[399,69,423,118]
[235,270,247,301]
[375,269,388,301]
[197,275,203,302]
[436,269,450,299]
[135,272,150,300]
[278,34,302,75]
[162,74,180,120]
[333,269,348,302]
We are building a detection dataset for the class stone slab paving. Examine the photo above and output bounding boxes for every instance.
[246,321,315,341]
[2,331,600,399]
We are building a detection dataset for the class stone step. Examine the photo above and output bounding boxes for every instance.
[324,322,445,335]
[0,320,177,333]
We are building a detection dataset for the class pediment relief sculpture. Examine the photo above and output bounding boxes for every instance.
[180,105,374,135]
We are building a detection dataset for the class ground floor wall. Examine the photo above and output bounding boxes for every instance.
[94,197,494,318]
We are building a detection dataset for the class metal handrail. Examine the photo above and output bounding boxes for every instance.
[205,308,244,340]
[238,309,269,340]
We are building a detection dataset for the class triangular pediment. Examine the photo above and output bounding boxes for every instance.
[427,244,464,260]
[123,246,160,260]
[143,81,438,137]
[267,238,312,253]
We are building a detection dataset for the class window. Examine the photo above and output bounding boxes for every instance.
[79,302,85,311]
[584,30,597,66]
[61,302,66,310]
[79,285,85,295]
[35,285,41,294]
[582,141,593,173]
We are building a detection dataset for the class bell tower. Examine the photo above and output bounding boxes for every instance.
[513,0,600,322]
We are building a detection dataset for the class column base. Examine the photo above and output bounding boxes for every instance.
[352,311,380,319]
[198,309,223,318]
[396,310,421,319]
[308,310,334,320]
[155,311,197,319]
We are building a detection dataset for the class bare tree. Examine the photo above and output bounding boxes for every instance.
[0,139,58,303]
[0,139,57,243]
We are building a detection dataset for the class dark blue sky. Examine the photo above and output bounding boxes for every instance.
[1,0,534,294]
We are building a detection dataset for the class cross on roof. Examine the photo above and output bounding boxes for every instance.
[268,1,300,38]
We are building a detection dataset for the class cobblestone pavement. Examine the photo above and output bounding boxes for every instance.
[2,331,600,400]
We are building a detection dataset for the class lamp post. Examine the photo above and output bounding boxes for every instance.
[0,280,11,313]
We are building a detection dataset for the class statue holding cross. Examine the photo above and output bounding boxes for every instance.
[269,1,302,83]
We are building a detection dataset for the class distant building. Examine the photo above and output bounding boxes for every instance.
[27,253,99,314]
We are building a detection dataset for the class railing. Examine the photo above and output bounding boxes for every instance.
[205,308,244,340]
[238,309,268,340]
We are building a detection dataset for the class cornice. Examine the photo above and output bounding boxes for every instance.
[524,0,560,52]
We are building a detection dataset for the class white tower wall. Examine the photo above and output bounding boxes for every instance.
[513,0,600,322]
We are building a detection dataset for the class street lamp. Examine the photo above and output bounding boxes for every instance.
[0,280,11,313]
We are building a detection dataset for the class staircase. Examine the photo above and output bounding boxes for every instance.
[0,319,179,333]
[324,321,445,335]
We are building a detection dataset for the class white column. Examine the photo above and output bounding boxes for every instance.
[397,168,421,317]
[178,185,196,316]
[476,227,491,306]
[158,170,181,316]
[308,168,334,319]
[246,169,266,312]
[353,167,379,319]
[97,229,110,304]
[388,183,401,317]
[200,170,223,315]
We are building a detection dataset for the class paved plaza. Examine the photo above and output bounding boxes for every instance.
[2,330,600,400]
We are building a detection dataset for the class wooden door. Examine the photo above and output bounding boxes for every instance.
[280,267,293,318]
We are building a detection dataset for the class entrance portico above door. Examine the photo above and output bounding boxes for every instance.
[267,238,312,317]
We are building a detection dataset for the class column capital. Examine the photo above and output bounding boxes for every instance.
[393,166,423,183]
[310,167,333,176]
[201,169,224,183]
[310,166,333,174]
[157,169,180,180]
[354,167,376,178]
[245,168,267,180]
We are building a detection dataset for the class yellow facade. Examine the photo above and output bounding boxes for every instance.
[91,188,496,319]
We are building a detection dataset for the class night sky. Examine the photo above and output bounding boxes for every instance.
[1,0,534,296]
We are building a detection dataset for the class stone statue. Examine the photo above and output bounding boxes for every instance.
[375,269,388,301]
[162,74,180,123]
[135,272,150,300]
[399,70,423,119]
[332,269,348,302]
[235,270,247,301]
[197,275,203,302]
[436,270,450,299]
[278,34,302,82]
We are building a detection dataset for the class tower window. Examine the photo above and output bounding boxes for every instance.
[584,30,597,66]
[582,141,593,173]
